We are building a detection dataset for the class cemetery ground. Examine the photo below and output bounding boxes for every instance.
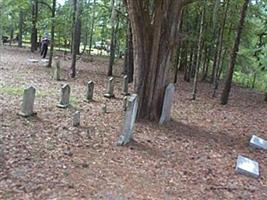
[0,46,267,200]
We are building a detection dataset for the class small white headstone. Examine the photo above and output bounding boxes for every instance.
[73,111,80,127]
[57,84,70,108]
[235,155,259,178]
[117,94,138,146]
[249,135,267,151]
[104,77,114,98]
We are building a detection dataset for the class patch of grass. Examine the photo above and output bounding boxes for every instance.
[0,85,53,97]
[70,96,78,106]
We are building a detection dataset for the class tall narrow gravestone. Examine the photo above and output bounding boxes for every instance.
[53,59,60,81]
[122,75,129,95]
[117,94,138,146]
[85,81,94,102]
[159,83,175,124]
[57,84,70,108]
[18,86,37,117]
[104,77,114,98]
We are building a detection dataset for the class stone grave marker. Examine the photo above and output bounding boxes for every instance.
[104,77,114,98]
[117,94,138,146]
[57,84,70,108]
[123,96,128,111]
[53,59,60,81]
[27,59,39,64]
[159,83,175,124]
[18,86,37,117]
[85,81,94,102]
[122,75,129,95]
[249,135,267,151]
[73,111,80,127]
[235,155,259,178]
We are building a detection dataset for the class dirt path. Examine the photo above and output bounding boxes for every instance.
[0,47,266,200]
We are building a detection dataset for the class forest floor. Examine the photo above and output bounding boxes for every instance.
[0,46,267,200]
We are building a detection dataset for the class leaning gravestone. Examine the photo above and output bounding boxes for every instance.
[117,94,138,146]
[57,84,70,108]
[235,155,259,178]
[249,135,267,151]
[85,81,94,102]
[73,111,80,127]
[53,59,60,81]
[18,86,37,117]
[159,83,175,124]
[104,77,114,98]
[122,75,129,95]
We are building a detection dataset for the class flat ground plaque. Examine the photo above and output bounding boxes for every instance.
[235,155,259,178]
[249,135,267,151]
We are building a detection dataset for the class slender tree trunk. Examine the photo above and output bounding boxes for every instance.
[48,0,56,68]
[212,0,229,97]
[220,0,250,105]
[192,6,205,100]
[264,92,267,102]
[18,10,23,47]
[124,21,134,83]
[9,23,14,46]
[108,0,116,76]
[88,0,96,56]
[31,0,38,52]
[70,0,81,78]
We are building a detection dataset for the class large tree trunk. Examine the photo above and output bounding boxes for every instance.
[18,10,23,47]
[70,0,81,78]
[220,0,250,105]
[31,0,38,52]
[48,0,56,68]
[126,0,186,121]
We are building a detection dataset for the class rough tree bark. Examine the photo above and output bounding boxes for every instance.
[220,0,250,105]
[108,0,116,76]
[126,0,193,121]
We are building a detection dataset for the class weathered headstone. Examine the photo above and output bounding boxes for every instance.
[18,86,37,117]
[235,155,259,178]
[123,96,128,111]
[85,81,94,102]
[249,135,267,151]
[104,77,114,98]
[57,84,70,108]
[53,59,60,81]
[117,94,138,146]
[159,83,175,124]
[122,75,129,95]
[73,111,80,127]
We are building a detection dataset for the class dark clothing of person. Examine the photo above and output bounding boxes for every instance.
[41,38,49,58]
